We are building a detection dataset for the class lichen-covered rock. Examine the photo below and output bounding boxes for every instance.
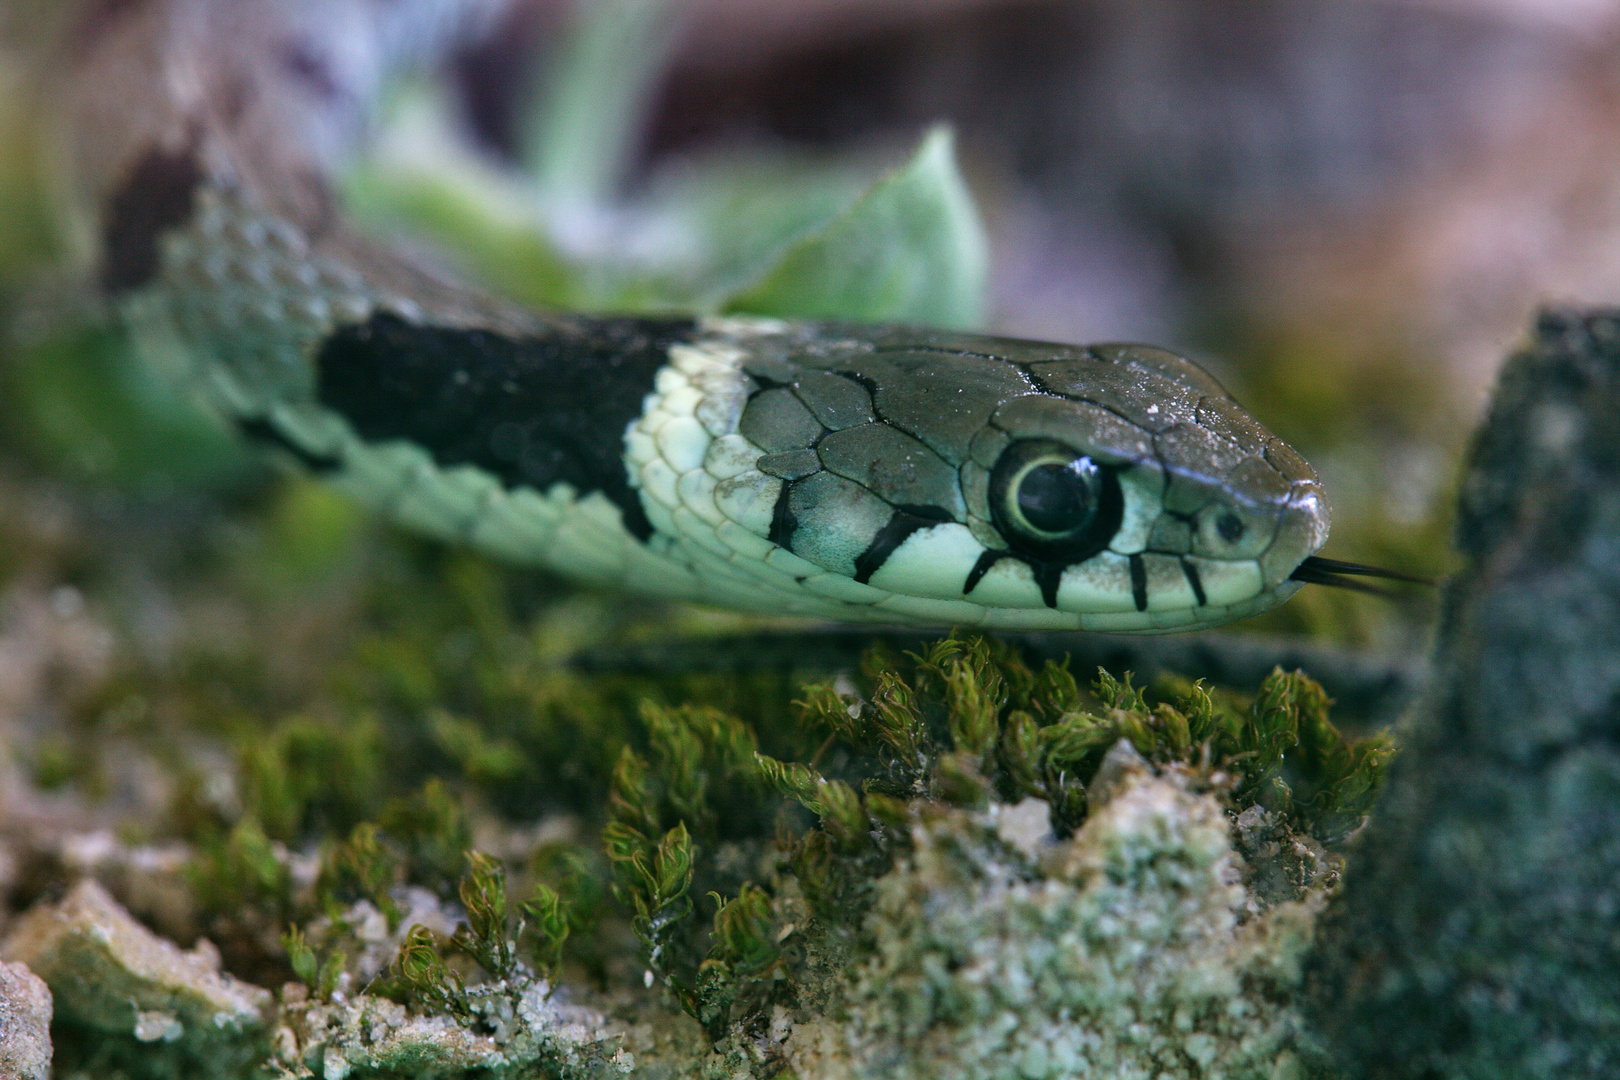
[0,960,51,1080]
[0,879,268,1061]
[834,744,1316,1080]
[274,980,637,1080]
[1231,804,1338,909]
[1305,308,1620,1078]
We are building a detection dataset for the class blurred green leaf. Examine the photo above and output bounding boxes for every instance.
[724,126,986,328]
[3,324,249,487]
[521,0,681,207]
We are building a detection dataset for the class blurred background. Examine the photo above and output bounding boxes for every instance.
[453,0,1620,382]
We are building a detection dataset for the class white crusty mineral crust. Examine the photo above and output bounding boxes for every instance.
[275,978,638,1080]
[826,750,1319,1080]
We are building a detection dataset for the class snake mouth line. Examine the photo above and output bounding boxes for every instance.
[1289,555,1435,598]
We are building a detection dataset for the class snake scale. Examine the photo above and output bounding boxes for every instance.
[53,0,1343,633]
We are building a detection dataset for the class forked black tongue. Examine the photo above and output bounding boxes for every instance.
[1289,556,1436,598]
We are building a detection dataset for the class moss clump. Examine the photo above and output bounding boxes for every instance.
[781,636,1392,844]
[167,613,1390,1064]
[575,633,1393,1050]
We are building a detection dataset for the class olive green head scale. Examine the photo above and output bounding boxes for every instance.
[684,320,1330,632]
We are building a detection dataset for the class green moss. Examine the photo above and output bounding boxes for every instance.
[373,848,595,1027]
[457,631,1387,1038]
[187,816,297,935]
[283,924,346,1001]
[377,778,475,888]
[451,851,518,980]
[388,922,474,1023]
[211,623,1383,1047]
[318,822,405,929]
[777,635,1391,845]
[238,713,386,842]
[520,879,572,985]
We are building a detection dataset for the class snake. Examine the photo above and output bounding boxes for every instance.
[49,0,1370,634]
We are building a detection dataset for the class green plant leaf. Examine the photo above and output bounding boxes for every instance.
[520,0,682,208]
[453,851,517,978]
[724,125,987,328]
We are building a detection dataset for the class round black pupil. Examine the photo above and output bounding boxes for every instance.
[1018,459,1097,535]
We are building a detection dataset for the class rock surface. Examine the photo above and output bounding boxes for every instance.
[1,879,269,1077]
[1305,309,1620,1078]
[0,961,50,1080]
[2,878,270,1040]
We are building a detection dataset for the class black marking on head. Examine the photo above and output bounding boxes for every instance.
[852,505,953,585]
[1128,553,1149,612]
[315,312,696,543]
[1032,561,1064,609]
[963,549,1003,595]
[965,547,1071,609]
[236,416,342,474]
[1179,557,1207,607]
[100,144,205,294]
[768,482,798,548]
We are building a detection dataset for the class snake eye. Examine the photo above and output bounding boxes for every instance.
[989,439,1124,563]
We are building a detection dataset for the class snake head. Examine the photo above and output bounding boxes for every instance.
[675,325,1331,632]
[953,342,1332,630]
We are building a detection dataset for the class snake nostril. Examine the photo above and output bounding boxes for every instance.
[1216,511,1245,544]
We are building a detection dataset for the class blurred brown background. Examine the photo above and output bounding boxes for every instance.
[457,0,1620,400]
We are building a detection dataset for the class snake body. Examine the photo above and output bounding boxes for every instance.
[54,0,1330,632]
